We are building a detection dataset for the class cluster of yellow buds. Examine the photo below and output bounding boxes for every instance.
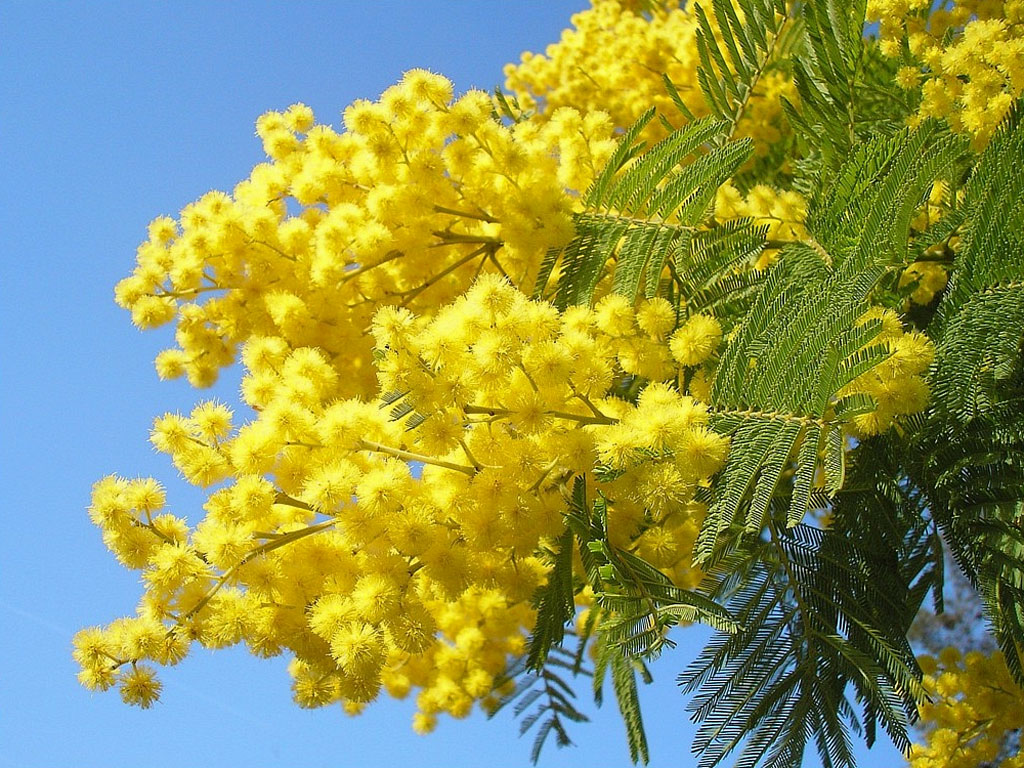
[504,0,795,150]
[75,275,733,727]
[841,307,936,437]
[909,648,1024,768]
[871,0,1024,147]
[714,181,809,268]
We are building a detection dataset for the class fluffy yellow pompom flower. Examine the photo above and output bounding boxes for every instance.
[910,649,1024,768]
[636,297,677,339]
[118,664,162,708]
[669,314,722,366]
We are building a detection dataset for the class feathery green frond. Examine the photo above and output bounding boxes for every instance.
[930,99,1024,422]
[490,648,592,764]
[681,515,929,768]
[611,651,651,764]
[538,116,764,308]
[526,526,577,672]
[697,122,963,565]
[694,0,789,135]
[780,0,913,178]
[912,101,1024,683]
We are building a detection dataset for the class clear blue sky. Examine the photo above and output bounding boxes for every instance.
[0,3,906,767]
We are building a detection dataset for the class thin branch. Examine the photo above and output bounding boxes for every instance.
[433,204,498,223]
[400,245,490,307]
[463,403,616,426]
[357,438,477,475]
[339,250,406,282]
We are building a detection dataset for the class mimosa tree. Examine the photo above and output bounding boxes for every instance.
[75,2,1024,765]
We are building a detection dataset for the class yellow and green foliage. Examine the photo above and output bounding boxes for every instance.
[77,2,1024,766]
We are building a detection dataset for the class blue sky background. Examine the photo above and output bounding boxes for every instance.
[0,3,907,767]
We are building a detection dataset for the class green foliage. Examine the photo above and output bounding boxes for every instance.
[490,647,591,763]
[681,521,929,768]
[519,1,1024,766]
[694,0,788,133]
[696,123,963,573]
[527,526,576,671]
[930,102,1024,420]
[535,111,766,310]
[782,0,914,183]
[518,477,739,763]
[896,101,1024,683]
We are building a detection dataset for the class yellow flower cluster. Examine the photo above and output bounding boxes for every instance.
[842,307,936,437]
[504,0,794,150]
[80,7,950,740]
[113,69,616,391]
[910,648,1024,768]
[871,0,1024,146]
[74,276,730,726]
[901,260,949,305]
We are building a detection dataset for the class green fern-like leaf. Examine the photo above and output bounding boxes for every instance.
[919,100,1024,684]
[538,115,763,309]
[697,122,963,565]
[681,516,929,768]
[526,526,577,672]
[694,0,789,134]
[490,648,592,764]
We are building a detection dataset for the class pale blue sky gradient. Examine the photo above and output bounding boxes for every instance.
[0,4,905,766]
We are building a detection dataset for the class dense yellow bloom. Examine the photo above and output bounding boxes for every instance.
[80,2,954,748]
[505,0,794,152]
[714,181,809,268]
[114,69,616,393]
[77,274,735,724]
[910,649,1024,768]
[870,0,1024,146]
